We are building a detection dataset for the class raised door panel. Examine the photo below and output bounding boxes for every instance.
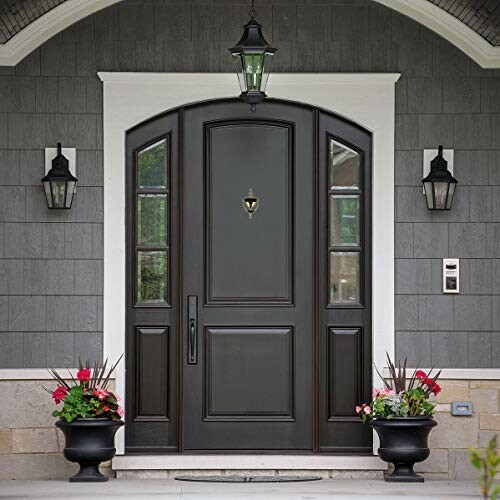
[206,121,293,305]
[205,327,294,421]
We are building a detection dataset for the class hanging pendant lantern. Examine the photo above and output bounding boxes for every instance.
[422,145,458,210]
[41,143,77,209]
[229,0,277,111]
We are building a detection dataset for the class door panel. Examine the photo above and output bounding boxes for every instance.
[182,101,314,450]
[206,122,293,304]
[205,327,294,420]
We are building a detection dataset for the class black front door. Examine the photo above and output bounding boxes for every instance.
[125,99,372,454]
[182,101,314,450]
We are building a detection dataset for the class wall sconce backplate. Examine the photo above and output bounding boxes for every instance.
[45,147,77,191]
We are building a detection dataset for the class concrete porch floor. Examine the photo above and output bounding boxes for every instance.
[0,479,481,499]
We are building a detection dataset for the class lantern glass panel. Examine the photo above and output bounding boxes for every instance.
[423,181,434,209]
[50,180,67,208]
[232,53,247,93]
[446,183,456,209]
[244,53,265,91]
[65,181,76,208]
[433,181,450,210]
[43,181,53,208]
[260,51,274,93]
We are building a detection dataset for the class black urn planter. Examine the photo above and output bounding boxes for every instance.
[371,417,437,483]
[56,417,124,482]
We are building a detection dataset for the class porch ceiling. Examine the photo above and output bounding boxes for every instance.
[0,0,498,47]
[0,0,499,67]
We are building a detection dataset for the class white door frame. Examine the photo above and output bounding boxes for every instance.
[98,72,400,454]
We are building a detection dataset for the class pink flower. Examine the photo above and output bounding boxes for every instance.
[355,405,362,414]
[117,406,124,418]
[372,388,381,398]
[363,406,371,415]
[93,386,109,401]
[52,386,68,404]
[77,368,91,382]
[103,405,110,412]
[383,388,395,396]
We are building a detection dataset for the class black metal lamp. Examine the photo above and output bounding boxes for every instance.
[422,145,458,210]
[41,143,77,209]
[229,0,276,112]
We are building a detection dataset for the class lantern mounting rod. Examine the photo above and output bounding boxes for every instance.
[249,0,255,20]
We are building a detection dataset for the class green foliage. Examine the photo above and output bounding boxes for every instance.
[52,385,100,423]
[469,436,500,500]
[405,387,436,417]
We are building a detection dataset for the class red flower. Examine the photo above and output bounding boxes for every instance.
[77,368,91,382]
[431,382,442,395]
[103,405,110,412]
[415,370,427,380]
[52,386,68,404]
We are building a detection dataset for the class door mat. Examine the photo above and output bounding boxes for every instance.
[175,475,322,483]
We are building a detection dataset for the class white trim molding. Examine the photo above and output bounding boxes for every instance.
[1,0,500,68]
[382,368,500,380]
[113,454,386,471]
[99,72,399,455]
[0,0,122,66]
[373,0,500,69]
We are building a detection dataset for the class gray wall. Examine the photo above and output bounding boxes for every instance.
[0,0,499,368]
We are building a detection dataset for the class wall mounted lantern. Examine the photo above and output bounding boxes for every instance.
[229,0,277,112]
[422,145,458,210]
[41,143,78,209]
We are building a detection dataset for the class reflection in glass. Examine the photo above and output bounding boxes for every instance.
[329,139,359,190]
[138,139,167,189]
[329,252,360,305]
[330,195,360,246]
[138,194,167,246]
[138,251,167,304]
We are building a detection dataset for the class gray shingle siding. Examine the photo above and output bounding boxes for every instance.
[0,0,499,368]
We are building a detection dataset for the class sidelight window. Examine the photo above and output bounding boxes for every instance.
[135,138,170,305]
[328,139,362,306]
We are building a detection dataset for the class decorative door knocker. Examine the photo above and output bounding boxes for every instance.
[242,188,260,219]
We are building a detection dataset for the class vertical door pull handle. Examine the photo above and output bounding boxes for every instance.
[187,296,198,364]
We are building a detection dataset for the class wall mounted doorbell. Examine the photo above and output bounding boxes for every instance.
[443,258,459,294]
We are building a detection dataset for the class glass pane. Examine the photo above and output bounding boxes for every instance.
[232,53,247,92]
[244,53,265,91]
[329,139,360,190]
[330,195,360,246]
[138,139,167,189]
[138,194,167,246]
[260,51,274,93]
[137,251,168,304]
[50,180,67,208]
[329,252,360,305]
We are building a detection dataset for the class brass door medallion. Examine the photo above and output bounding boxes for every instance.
[242,188,260,219]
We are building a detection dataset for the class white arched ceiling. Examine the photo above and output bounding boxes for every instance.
[0,0,499,68]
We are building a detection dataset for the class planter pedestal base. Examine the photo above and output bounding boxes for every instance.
[70,463,109,482]
[385,462,423,483]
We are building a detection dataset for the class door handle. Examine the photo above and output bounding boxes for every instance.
[187,295,197,364]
